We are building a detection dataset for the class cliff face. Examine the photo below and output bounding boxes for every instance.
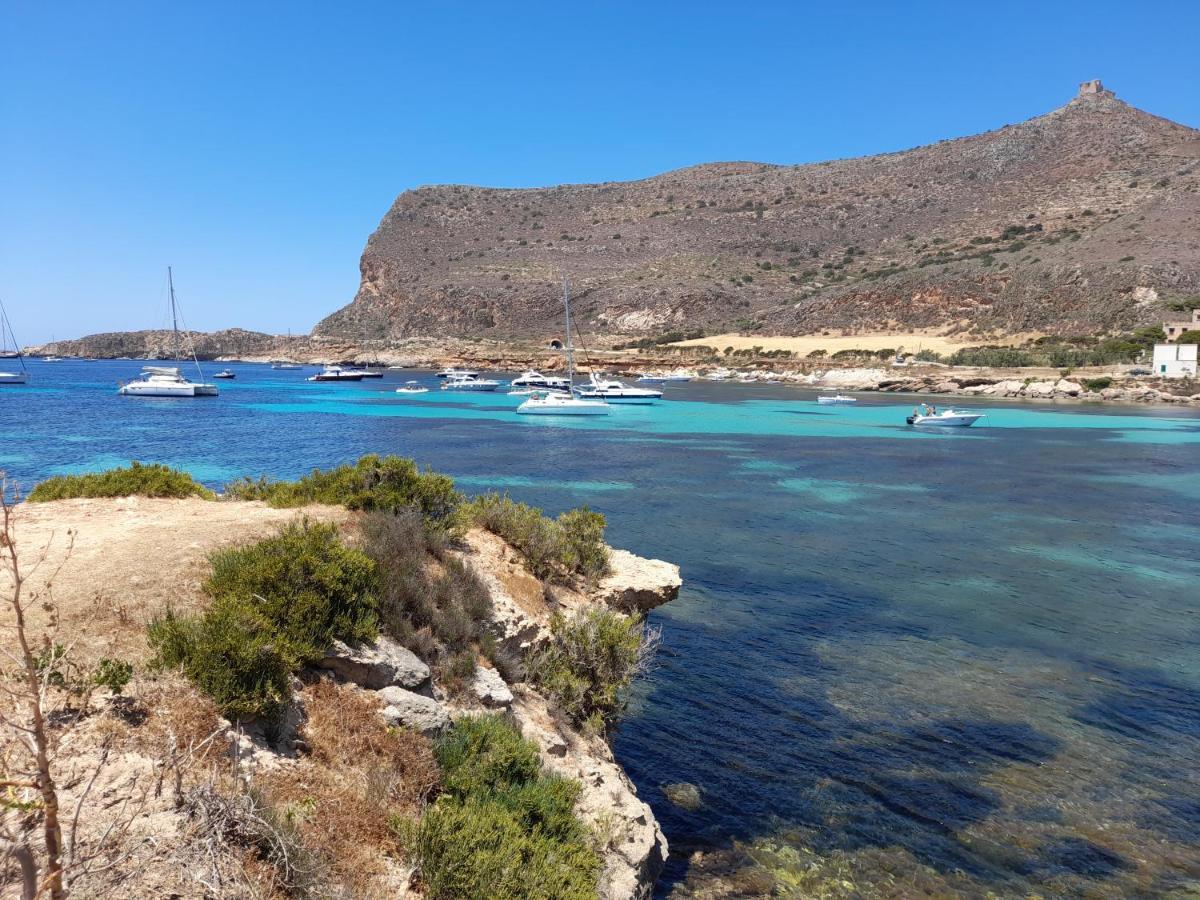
[316,84,1200,342]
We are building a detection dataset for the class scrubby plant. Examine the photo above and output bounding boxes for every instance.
[528,606,660,733]
[28,462,214,502]
[147,521,379,725]
[1082,377,1113,391]
[465,493,610,583]
[225,455,462,533]
[411,715,599,900]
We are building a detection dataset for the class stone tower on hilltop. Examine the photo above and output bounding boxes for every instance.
[1078,79,1115,98]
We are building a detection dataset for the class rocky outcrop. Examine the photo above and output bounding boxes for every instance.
[378,686,451,736]
[594,549,682,613]
[469,666,514,708]
[316,636,431,692]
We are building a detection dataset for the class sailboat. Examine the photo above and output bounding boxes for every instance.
[0,300,29,385]
[517,281,609,416]
[118,268,218,397]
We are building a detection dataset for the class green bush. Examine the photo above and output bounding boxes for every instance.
[465,493,610,583]
[28,462,214,502]
[148,521,379,724]
[413,715,599,900]
[1082,377,1113,391]
[226,455,462,533]
[528,606,657,733]
[1178,330,1200,344]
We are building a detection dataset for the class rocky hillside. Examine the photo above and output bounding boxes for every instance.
[316,82,1200,343]
[31,327,282,360]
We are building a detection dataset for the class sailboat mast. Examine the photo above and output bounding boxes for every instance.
[563,278,575,387]
[168,266,181,361]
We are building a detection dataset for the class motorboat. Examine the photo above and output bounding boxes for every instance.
[436,367,479,379]
[574,375,663,404]
[0,300,28,385]
[817,393,857,405]
[213,370,236,379]
[906,408,985,427]
[510,370,571,390]
[663,372,696,382]
[118,269,218,397]
[395,381,429,394]
[441,373,501,392]
[42,356,63,362]
[517,281,609,417]
[357,369,385,378]
[119,366,218,397]
[308,365,365,382]
[636,373,667,384]
[271,360,302,369]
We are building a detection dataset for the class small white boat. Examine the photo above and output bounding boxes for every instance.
[636,373,668,384]
[663,372,696,382]
[42,356,63,362]
[213,370,236,379]
[436,367,479,379]
[511,370,571,390]
[907,408,985,427]
[574,376,662,404]
[517,281,609,417]
[395,381,429,394]
[308,365,365,382]
[271,360,302,369]
[817,393,856,405]
[441,374,501,392]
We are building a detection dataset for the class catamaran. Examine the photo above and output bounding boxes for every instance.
[118,269,218,397]
[517,282,609,416]
[0,300,28,385]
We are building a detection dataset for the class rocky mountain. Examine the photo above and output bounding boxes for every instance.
[316,81,1200,343]
[32,328,283,360]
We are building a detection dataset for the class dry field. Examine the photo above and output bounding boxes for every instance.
[668,330,1042,357]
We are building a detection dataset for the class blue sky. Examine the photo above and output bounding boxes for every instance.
[2,1,1198,343]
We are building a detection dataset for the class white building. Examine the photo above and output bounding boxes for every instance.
[1152,342,1197,378]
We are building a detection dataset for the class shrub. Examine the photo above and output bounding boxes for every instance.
[28,462,214,502]
[225,455,462,533]
[1082,377,1113,391]
[148,521,379,724]
[465,493,610,583]
[1178,330,1200,345]
[92,657,133,695]
[413,716,599,900]
[528,606,659,733]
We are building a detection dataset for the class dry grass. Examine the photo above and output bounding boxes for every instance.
[669,329,1042,356]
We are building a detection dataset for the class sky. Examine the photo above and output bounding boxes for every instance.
[2,1,1198,344]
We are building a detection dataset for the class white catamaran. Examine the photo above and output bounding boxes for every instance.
[118,268,218,397]
[517,281,609,416]
[0,300,29,385]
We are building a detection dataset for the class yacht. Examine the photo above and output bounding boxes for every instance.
[118,268,217,397]
[0,300,28,385]
[436,367,479,379]
[906,408,985,427]
[213,369,236,379]
[441,373,501,392]
[817,393,857,405]
[510,370,571,390]
[636,373,667,384]
[518,282,609,417]
[574,375,663,404]
[395,381,429,394]
[307,365,365,382]
[663,371,696,382]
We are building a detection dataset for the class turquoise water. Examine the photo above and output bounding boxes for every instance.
[4,359,1200,896]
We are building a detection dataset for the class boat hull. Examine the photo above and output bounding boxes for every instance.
[0,373,28,385]
[908,413,983,427]
[119,383,197,397]
[308,374,364,382]
[517,398,609,415]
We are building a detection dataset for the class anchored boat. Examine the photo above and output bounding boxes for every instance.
[518,282,609,416]
[118,268,218,397]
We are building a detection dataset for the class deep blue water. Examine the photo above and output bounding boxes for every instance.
[4,358,1200,896]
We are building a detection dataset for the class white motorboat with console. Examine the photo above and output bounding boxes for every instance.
[574,375,662,404]
[510,370,571,390]
[817,392,856,405]
[308,365,365,382]
[441,373,501,392]
[906,407,985,427]
[395,381,429,394]
[0,300,28,385]
[518,282,609,417]
[118,268,218,397]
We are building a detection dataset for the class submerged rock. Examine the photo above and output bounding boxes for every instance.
[378,686,450,735]
[663,782,703,811]
[317,636,430,692]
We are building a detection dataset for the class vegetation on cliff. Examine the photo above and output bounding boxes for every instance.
[466,491,610,583]
[27,461,215,501]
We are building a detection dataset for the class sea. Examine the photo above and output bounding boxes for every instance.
[3,358,1199,896]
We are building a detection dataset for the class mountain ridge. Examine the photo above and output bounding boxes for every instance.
[315,82,1200,344]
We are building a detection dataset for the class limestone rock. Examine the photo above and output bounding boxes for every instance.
[317,636,430,692]
[1055,379,1083,396]
[593,549,682,613]
[470,667,514,708]
[1024,380,1057,397]
[378,686,450,735]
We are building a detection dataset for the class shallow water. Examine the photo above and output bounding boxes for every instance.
[4,359,1200,896]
